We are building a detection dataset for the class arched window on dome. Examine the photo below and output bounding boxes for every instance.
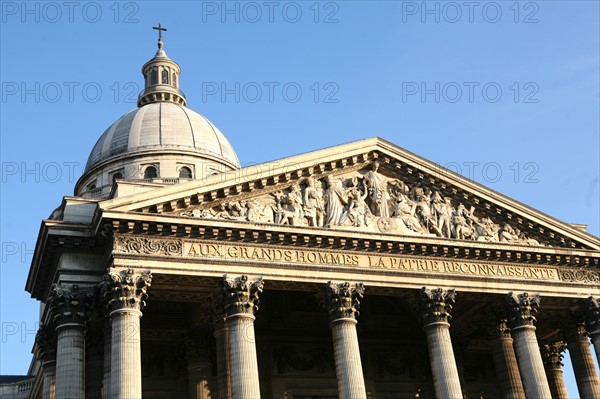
[162,69,169,84]
[112,172,123,183]
[179,166,192,179]
[151,68,158,85]
[144,166,158,179]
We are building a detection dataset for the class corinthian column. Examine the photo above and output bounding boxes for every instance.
[48,283,94,399]
[323,281,367,399]
[583,297,600,366]
[418,287,462,399]
[102,268,152,399]
[102,320,111,399]
[505,292,551,399]
[488,319,525,399]
[211,297,231,399]
[540,342,569,399]
[86,324,104,399]
[222,275,264,399]
[35,324,57,399]
[564,321,600,399]
[185,326,214,399]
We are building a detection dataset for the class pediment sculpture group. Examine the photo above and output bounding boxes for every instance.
[182,162,541,246]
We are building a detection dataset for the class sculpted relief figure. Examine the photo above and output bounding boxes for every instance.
[391,192,426,233]
[347,178,371,227]
[452,204,475,240]
[175,167,544,246]
[474,217,500,242]
[274,184,305,226]
[246,199,275,224]
[413,188,443,237]
[323,175,350,227]
[499,223,520,243]
[363,161,396,218]
[303,177,325,227]
[431,192,453,238]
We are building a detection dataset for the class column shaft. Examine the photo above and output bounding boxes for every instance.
[590,333,600,371]
[568,339,600,399]
[424,322,463,399]
[511,326,552,399]
[102,321,112,399]
[55,324,85,399]
[331,318,367,399]
[214,327,231,399]
[188,362,212,399]
[86,350,104,399]
[546,367,569,399]
[110,309,142,399]
[582,297,600,368]
[491,337,525,399]
[227,314,261,399]
[42,361,56,399]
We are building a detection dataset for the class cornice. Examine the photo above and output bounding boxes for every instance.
[104,213,599,269]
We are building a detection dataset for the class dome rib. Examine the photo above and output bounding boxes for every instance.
[200,113,225,160]
[180,105,197,149]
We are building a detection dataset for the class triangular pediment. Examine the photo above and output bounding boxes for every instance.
[101,138,600,251]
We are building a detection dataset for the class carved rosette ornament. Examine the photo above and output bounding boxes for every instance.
[558,269,600,283]
[222,274,264,317]
[540,342,566,371]
[505,292,540,329]
[324,281,365,321]
[418,287,456,327]
[582,297,600,335]
[34,323,57,364]
[47,283,95,327]
[102,269,153,313]
[114,235,182,256]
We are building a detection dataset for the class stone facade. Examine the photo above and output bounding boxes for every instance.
[18,28,600,399]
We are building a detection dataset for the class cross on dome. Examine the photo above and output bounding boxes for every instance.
[153,23,167,49]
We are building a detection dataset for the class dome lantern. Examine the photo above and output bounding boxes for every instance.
[137,23,187,107]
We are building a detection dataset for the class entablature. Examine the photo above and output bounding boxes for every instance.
[107,223,600,298]
[104,213,600,270]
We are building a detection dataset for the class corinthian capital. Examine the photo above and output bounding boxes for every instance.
[487,318,512,340]
[48,283,95,326]
[222,275,264,317]
[34,323,57,364]
[562,319,589,343]
[324,281,365,321]
[418,287,456,327]
[102,269,153,313]
[540,342,566,371]
[505,292,540,329]
[582,297,600,335]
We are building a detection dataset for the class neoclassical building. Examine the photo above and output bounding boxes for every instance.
[18,29,600,399]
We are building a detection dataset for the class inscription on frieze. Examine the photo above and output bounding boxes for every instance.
[183,242,559,281]
[112,236,598,283]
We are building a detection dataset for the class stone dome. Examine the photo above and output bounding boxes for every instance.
[74,29,240,198]
[84,103,240,173]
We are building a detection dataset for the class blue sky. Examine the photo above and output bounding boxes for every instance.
[1,0,598,395]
